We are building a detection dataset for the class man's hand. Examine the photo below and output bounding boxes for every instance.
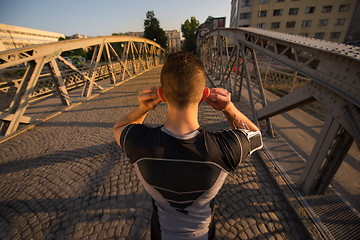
[138,87,162,112]
[205,88,233,111]
[205,88,259,132]
[113,86,161,147]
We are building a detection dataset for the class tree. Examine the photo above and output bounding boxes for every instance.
[144,11,167,49]
[181,17,200,54]
[61,48,87,59]
[58,36,87,59]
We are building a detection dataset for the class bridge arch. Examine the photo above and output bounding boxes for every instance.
[0,36,165,136]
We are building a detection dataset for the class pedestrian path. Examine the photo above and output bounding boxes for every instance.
[0,66,316,239]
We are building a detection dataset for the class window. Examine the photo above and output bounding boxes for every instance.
[335,18,345,26]
[286,21,295,28]
[302,20,312,27]
[314,32,324,39]
[339,4,350,12]
[239,24,250,27]
[322,5,332,13]
[260,0,269,3]
[258,23,266,29]
[241,0,252,7]
[275,0,284,2]
[318,19,328,26]
[240,12,251,19]
[289,8,298,15]
[330,32,341,39]
[271,22,280,28]
[273,9,283,16]
[259,10,267,17]
[300,33,309,37]
[305,7,315,14]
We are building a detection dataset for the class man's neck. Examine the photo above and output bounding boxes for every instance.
[164,104,200,135]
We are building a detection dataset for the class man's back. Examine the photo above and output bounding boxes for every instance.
[120,124,257,239]
[113,52,263,239]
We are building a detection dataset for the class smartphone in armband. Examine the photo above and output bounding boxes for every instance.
[241,130,263,155]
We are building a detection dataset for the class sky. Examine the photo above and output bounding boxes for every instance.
[0,0,231,37]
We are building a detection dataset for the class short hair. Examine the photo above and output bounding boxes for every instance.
[160,52,206,108]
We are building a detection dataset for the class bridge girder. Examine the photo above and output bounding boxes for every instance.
[200,27,360,195]
[0,36,165,136]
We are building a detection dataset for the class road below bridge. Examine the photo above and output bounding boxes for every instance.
[0,66,316,239]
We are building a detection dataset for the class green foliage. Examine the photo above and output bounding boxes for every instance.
[61,48,87,59]
[143,11,167,49]
[58,36,87,60]
[181,17,200,54]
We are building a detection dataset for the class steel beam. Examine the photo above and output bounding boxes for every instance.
[0,112,32,123]
[0,57,46,136]
[57,56,103,92]
[317,128,353,194]
[257,84,315,120]
[240,44,259,126]
[104,43,116,84]
[85,41,104,97]
[204,28,360,108]
[0,36,164,70]
[46,59,71,106]
[231,46,240,101]
[249,48,274,137]
[200,27,360,195]
[298,115,340,193]
[107,43,132,80]
[344,105,360,148]
[122,42,131,81]
[0,36,165,136]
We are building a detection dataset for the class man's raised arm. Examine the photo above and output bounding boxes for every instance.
[205,88,259,131]
[205,88,263,154]
[113,87,161,147]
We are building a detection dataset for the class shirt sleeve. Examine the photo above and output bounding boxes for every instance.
[210,129,251,171]
[221,129,263,170]
[119,124,137,158]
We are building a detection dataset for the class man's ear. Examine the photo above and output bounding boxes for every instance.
[201,87,210,102]
[158,87,167,102]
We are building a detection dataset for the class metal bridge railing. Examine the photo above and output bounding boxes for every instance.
[200,27,360,196]
[0,36,165,136]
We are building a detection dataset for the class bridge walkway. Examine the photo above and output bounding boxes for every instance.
[0,66,316,239]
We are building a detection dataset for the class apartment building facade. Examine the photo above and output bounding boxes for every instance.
[0,23,65,52]
[165,30,181,53]
[230,0,359,43]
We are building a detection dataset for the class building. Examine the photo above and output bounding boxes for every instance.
[0,23,65,52]
[67,34,88,40]
[197,16,227,54]
[230,0,359,43]
[199,16,226,39]
[123,32,144,38]
[165,30,181,53]
[344,0,360,45]
[112,32,143,38]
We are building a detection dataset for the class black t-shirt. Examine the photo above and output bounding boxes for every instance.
[120,125,262,240]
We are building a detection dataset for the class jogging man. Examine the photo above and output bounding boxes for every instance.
[113,52,263,239]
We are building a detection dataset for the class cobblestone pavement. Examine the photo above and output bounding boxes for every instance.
[0,66,310,239]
